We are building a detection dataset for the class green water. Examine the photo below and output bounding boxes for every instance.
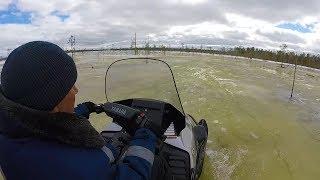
[75,52,320,180]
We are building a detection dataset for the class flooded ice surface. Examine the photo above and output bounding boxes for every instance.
[74,52,320,180]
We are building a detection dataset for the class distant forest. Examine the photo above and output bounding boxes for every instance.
[128,44,320,69]
[68,44,320,69]
[218,46,320,69]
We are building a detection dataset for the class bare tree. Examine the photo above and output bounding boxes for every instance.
[280,44,288,68]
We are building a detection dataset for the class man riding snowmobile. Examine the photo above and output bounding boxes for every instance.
[0,41,170,180]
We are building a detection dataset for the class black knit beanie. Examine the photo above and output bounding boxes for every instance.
[0,41,77,111]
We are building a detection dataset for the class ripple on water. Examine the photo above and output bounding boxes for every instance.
[206,147,248,180]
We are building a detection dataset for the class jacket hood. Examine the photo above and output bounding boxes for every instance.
[0,91,105,148]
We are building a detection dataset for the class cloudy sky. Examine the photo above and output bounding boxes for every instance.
[0,0,319,56]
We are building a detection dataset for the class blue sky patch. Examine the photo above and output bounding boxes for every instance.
[277,23,312,33]
[0,3,31,24]
[51,11,69,22]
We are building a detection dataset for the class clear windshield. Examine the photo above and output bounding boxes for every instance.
[105,58,184,114]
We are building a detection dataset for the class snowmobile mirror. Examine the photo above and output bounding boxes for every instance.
[193,125,207,143]
[164,103,185,135]
[173,117,185,135]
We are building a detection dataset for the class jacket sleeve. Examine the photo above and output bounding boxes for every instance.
[114,128,157,180]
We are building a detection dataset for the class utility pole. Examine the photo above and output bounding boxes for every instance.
[134,33,137,55]
[290,57,298,99]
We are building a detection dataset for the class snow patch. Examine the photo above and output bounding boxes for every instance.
[221,127,227,133]
[261,68,277,75]
[249,132,259,139]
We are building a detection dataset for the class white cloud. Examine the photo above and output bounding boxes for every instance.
[166,22,232,37]
[17,0,81,15]
[166,0,208,5]
[0,0,11,10]
[0,0,319,56]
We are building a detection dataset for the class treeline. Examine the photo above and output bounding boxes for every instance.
[68,45,320,69]
[130,46,320,69]
[220,47,320,69]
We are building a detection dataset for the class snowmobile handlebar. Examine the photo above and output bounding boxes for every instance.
[96,102,142,121]
[95,102,146,135]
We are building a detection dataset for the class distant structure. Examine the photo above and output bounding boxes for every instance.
[7,48,12,57]
[145,35,151,55]
[68,35,76,58]
[130,33,138,55]
[181,43,185,49]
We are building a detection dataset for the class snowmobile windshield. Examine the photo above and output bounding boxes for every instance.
[105,58,185,115]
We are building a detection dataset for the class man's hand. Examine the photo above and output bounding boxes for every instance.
[135,114,171,138]
[74,101,96,119]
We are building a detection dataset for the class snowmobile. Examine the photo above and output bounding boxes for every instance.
[94,58,208,180]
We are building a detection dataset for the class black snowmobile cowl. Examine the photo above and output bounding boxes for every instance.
[101,57,208,180]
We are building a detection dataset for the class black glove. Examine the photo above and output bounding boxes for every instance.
[135,113,171,138]
[74,101,96,119]
[105,131,131,155]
